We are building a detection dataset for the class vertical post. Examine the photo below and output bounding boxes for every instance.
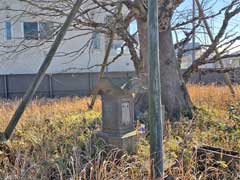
[48,74,53,98]
[3,75,9,99]
[88,72,92,93]
[148,0,164,178]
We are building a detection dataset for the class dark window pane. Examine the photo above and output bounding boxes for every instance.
[5,21,12,40]
[92,32,100,49]
[24,22,38,40]
[39,22,54,39]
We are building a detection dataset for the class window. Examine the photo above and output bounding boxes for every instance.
[111,43,122,53]
[39,22,53,39]
[5,21,12,40]
[23,22,38,40]
[92,32,100,49]
[23,22,53,40]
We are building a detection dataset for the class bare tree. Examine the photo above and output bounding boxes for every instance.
[0,0,240,121]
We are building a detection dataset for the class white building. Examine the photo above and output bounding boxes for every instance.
[1,1,239,76]
[215,52,240,68]
[180,42,240,69]
[180,42,216,69]
[0,0,135,75]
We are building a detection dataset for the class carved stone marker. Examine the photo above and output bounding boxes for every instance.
[94,78,137,152]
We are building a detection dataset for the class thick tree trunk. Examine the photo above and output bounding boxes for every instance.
[135,20,193,121]
[159,27,193,121]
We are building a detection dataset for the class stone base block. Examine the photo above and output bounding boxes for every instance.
[97,130,138,153]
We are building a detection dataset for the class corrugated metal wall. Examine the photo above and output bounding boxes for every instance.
[0,72,134,99]
[0,69,239,99]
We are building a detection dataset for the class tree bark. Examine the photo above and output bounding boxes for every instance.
[135,19,193,122]
[159,27,193,121]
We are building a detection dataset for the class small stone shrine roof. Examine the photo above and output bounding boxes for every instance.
[93,78,132,96]
[93,74,148,96]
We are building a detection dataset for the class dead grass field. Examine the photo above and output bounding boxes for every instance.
[188,84,240,110]
[1,84,239,129]
[0,97,101,132]
[0,85,239,179]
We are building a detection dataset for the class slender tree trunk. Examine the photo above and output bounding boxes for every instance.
[134,19,149,118]
[135,19,193,121]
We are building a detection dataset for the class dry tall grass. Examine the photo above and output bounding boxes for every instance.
[188,84,240,110]
[0,97,101,132]
[0,85,239,179]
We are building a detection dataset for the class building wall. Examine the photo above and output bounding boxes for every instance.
[1,0,239,88]
[215,57,240,68]
[181,48,217,69]
[0,0,135,75]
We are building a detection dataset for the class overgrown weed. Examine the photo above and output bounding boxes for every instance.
[0,85,239,179]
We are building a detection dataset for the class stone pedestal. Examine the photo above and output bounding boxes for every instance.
[97,131,137,153]
[95,78,137,152]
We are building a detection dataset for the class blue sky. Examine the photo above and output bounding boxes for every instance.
[178,0,240,52]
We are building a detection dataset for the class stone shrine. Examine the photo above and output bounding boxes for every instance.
[94,78,137,152]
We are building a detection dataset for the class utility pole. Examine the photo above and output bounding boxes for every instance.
[148,0,164,178]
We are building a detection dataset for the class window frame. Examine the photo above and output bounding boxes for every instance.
[22,21,39,40]
[92,31,101,50]
[39,22,54,40]
[22,21,54,40]
[4,21,13,41]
